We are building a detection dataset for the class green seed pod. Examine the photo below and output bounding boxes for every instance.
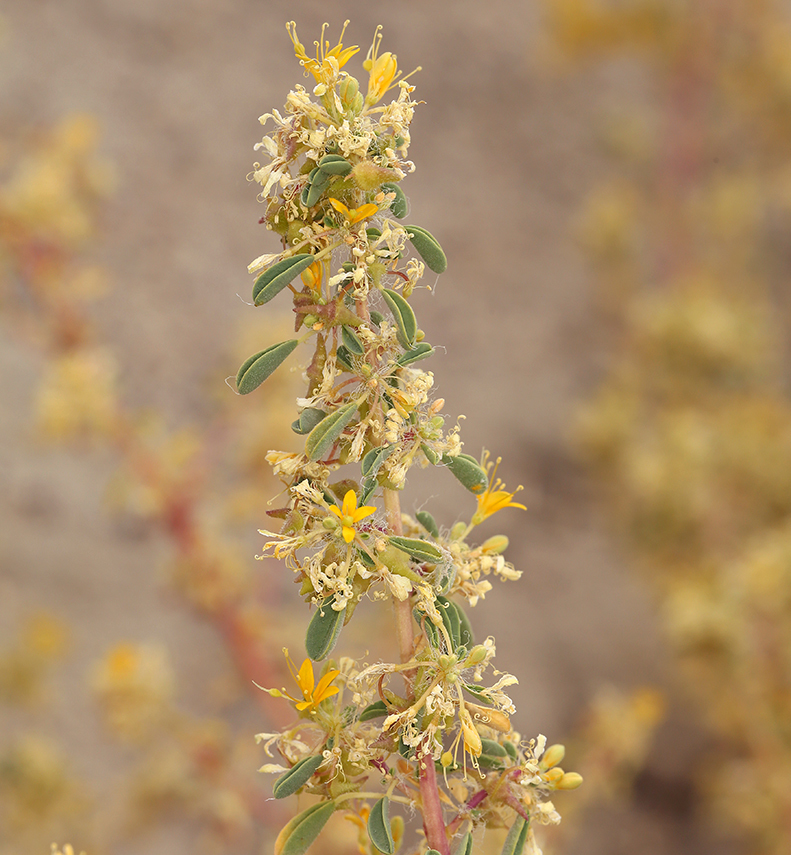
[381,288,417,349]
[500,816,529,855]
[367,797,395,855]
[397,342,434,366]
[291,408,328,436]
[317,154,352,176]
[341,325,364,355]
[253,254,315,306]
[381,182,407,218]
[236,339,299,395]
[416,510,439,538]
[404,224,447,274]
[305,597,346,661]
[273,754,324,799]
[305,400,359,461]
[388,536,443,564]
[358,699,389,722]
[442,453,489,494]
[274,801,336,855]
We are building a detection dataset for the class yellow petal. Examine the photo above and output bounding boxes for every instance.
[351,505,377,523]
[329,504,343,519]
[348,203,378,224]
[329,197,350,217]
[342,525,356,543]
[341,489,358,516]
[297,658,315,696]
[314,669,341,700]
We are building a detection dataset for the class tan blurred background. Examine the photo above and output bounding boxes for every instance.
[0,1,757,854]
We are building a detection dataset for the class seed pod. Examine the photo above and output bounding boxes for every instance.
[341,325,365,355]
[500,816,529,855]
[317,154,352,176]
[397,342,434,366]
[389,536,443,564]
[381,182,407,218]
[442,453,489,494]
[273,754,324,799]
[405,224,447,274]
[381,288,417,349]
[253,254,315,306]
[291,408,328,436]
[305,597,346,661]
[305,400,359,461]
[358,699,389,722]
[367,797,395,855]
[236,339,299,395]
[416,510,439,538]
[274,800,336,855]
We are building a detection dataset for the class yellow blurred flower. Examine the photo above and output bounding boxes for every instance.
[471,452,526,526]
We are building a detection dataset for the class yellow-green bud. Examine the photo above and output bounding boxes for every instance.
[557,772,583,790]
[323,517,339,531]
[481,535,509,554]
[465,644,488,666]
[440,751,454,768]
[539,743,565,771]
[351,160,399,191]
[449,521,467,541]
[543,766,564,784]
[339,75,360,108]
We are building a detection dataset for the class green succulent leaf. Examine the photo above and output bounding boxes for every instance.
[306,170,332,207]
[305,597,346,661]
[501,816,530,855]
[504,741,519,761]
[381,288,417,349]
[361,444,396,480]
[335,344,354,372]
[305,400,359,461]
[367,797,395,855]
[455,832,473,855]
[415,510,439,538]
[341,325,365,355]
[358,700,389,722]
[291,407,328,435]
[253,254,315,305]
[397,342,434,366]
[405,224,447,274]
[381,181,407,218]
[274,801,337,855]
[236,339,299,395]
[388,536,443,564]
[273,754,324,799]
[480,738,508,758]
[318,154,353,175]
[442,453,489,494]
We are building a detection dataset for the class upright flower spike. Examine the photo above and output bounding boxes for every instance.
[243,24,578,855]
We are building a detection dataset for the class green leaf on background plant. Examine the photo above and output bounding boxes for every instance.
[361,444,395,480]
[236,339,299,394]
[317,154,352,175]
[253,254,315,305]
[306,400,359,461]
[273,754,324,799]
[305,597,345,661]
[416,510,439,538]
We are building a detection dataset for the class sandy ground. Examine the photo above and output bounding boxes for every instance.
[0,2,729,853]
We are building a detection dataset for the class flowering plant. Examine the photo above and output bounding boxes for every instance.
[240,22,581,855]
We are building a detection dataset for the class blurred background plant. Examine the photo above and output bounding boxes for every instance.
[544,0,791,852]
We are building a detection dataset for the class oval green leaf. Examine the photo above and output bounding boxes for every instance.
[236,339,299,395]
[389,536,443,564]
[275,800,336,855]
[359,699,389,722]
[437,595,461,651]
[306,170,332,207]
[381,182,407,218]
[292,407,328,435]
[341,325,365,355]
[361,444,395,480]
[305,596,346,661]
[442,453,489,494]
[480,738,508,758]
[381,288,417,349]
[253,254,315,305]
[305,400,359,462]
[397,342,434,366]
[416,510,439,538]
[405,224,447,274]
[318,154,352,175]
[368,797,394,855]
[273,754,324,799]
[501,816,529,855]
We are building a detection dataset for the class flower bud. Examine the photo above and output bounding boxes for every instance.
[449,521,467,541]
[338,75,360,108]
[322,516,339,531]
[459,707,482,757]
[539,743,565,771]
[440,751,454,768]
[465,644,488,666]
[543,766,564,784]
[557,772,583,790]
[481,535,509,555]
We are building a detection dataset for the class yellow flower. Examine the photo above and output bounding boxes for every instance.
[471,452,527,526]
[363,26,399,105]
[286,20,359,86]
[329,489,377,543]
[329,197,379,226]
[281,650,340,712]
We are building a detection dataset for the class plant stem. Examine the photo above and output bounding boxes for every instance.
[384,487,449,855]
